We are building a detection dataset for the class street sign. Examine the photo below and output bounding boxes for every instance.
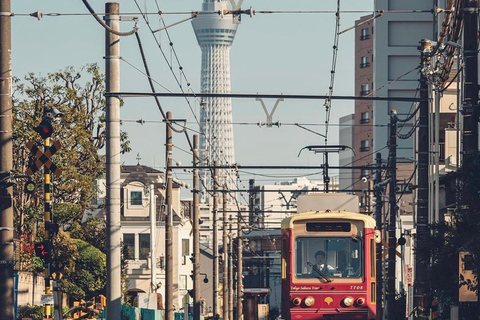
[25,140,62,177]
[41,294,54,305]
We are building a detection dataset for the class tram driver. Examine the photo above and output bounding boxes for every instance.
[310,250,336,275]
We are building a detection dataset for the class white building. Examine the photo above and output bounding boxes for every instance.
[87,164,194,311]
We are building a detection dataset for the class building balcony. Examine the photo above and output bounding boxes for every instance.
[360,62,370,68]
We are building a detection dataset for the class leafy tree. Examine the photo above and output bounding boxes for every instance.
[68,217,106,254]
[426,154,480,312]
[67,239,107,300]
[12,65,130,278]
[12,64,131,236]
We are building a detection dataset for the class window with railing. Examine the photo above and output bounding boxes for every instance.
[360,56,370,68]
[360,84,370,96]
[360,28,370,40]
[360,140,370,152]
[360,111,370,124]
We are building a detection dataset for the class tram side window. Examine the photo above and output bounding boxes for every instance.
[295,237,363,279]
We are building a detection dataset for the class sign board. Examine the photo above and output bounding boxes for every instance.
[137,292,157,310]
[406,265,413,286]
[41,294,54,305]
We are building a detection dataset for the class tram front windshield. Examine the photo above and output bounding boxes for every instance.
[295,237,362,279]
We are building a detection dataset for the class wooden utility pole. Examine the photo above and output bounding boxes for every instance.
[193,135,201,320]
[462,0,479,156]
[0,0,14,317]
[386,110,398,320]
[105,3,122,319]
[415,39,431,320]
[374,152,384,320]
[165,111,174,320]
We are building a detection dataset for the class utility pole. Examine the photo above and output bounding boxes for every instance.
[193,135,201,320]
[415,39,431,320]
[150,183,156,294]
[228,224,234,320]
[374,152,384,320]
[462,0,479,157]
[105,3,122,319]
[0,0,13,317]
[236,209,243,320]
[386,109,398,320]
[212,161,219,317]
[223,188,229,320]
[165,111,174,320]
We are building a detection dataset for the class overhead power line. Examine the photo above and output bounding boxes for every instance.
[105,92,424,102]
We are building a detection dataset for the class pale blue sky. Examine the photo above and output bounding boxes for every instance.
[12,0,374,190]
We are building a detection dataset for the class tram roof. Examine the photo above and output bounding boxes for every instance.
[281,210,376,229]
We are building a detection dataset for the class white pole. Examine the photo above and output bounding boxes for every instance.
[150,183,157,292]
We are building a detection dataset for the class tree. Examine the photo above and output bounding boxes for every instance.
[12,64,131,235]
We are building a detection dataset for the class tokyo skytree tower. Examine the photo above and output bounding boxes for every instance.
[192,0,239,195]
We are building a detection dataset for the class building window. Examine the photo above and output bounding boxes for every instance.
[360,28,369,40]
[130,191,143,206]
[123,234,135,260]
[360,84,370,96]
[360,140,370,152]
[361,168,369,179]
[360,56,369,68]
[360,111,370,124]
[182,239,190,265]
[139,233,150,260]
[179,275,187,290]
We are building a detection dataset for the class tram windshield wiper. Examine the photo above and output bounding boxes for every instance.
[307,261,332,283]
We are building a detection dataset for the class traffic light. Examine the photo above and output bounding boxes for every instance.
[34,241,50,261]
[34,118,53,139]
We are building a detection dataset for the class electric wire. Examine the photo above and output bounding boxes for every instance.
[15,9,436,18]
[80,0,138,36]
[323,0,341,145]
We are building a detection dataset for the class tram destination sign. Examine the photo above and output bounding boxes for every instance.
[306,222,351,232]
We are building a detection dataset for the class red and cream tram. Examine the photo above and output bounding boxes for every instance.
[281,197,377,320]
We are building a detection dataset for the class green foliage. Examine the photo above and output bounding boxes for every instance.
[426,153,480,306]
[68,218,106,253]
[12,65,130,280]
[71,239,107,299]
[17,305,44,320]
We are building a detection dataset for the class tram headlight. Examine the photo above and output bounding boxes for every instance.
[355,297,366,306]
[304,296,315,307]
[342,296,355,307]
[292,297,302,306]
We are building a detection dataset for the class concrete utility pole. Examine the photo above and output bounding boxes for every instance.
[228,225,234,320]
[212,162,219,317]
[150,183,156,293]
[193,135,201,320]
[105,3,122,319]
[165,111,174,320]
[415,39,431,320]
[0,0,13,318]
[236,211,243,320]
[223,189,229,320]
[374,152,384,320]
[386,110,398,320]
